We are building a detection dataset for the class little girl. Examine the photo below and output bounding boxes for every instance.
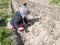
[10,2,31,33]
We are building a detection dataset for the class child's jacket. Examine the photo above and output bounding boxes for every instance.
[10,11,28,29]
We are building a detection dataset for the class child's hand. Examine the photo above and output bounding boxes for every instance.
[28,22,32,26]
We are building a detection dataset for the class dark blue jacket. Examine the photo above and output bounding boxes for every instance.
[10,11,28,29]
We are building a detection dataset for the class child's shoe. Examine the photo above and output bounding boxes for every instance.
[17,27,24,33]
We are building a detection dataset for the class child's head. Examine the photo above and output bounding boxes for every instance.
[23,2,27,6]
[20,2,30,18]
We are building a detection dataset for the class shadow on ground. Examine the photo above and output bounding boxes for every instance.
[12,31,24,45]
[24,18,39,33]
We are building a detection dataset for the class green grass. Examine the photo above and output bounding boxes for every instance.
[50,0,60,5]
[0,0,9,9]
[0,27,13,45]
[0,0,13,45]
[0,0,13,20]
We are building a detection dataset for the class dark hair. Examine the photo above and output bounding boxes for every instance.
[23,2,27,6]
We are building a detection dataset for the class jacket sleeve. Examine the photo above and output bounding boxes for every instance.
[14,11,22,29]
[14,17,20,29]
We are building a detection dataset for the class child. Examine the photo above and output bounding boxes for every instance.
[10,2,31,33]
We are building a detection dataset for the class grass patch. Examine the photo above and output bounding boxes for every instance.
[50,0,60,5]
[0,0,13,45]
[0,0,13,20]
[0,0,9,9]
[0,27,13,45]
